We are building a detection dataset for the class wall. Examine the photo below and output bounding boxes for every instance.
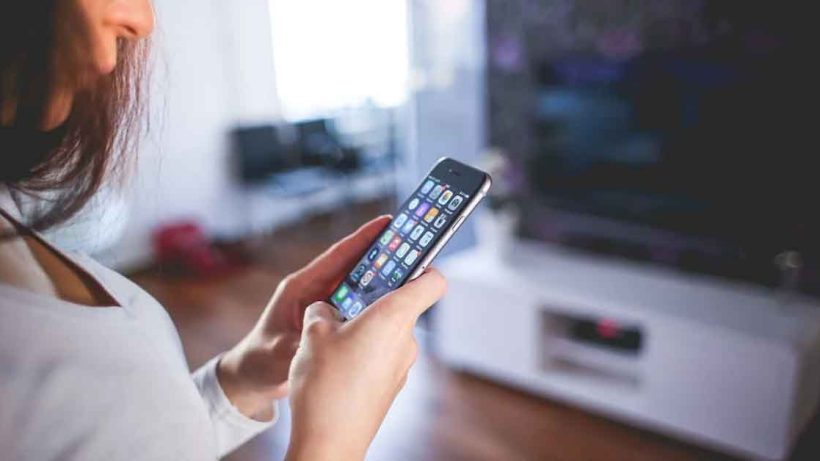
[97,0,281,269]
[405,0,487,255]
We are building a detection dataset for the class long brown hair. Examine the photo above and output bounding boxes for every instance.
[0,0,149,233]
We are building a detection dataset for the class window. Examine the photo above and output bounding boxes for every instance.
[269,0,409,121]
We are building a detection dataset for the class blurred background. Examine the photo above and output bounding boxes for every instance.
[49,1,820,460]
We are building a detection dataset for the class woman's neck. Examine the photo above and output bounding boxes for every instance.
[0,200,115,307]
[0,211,60,298]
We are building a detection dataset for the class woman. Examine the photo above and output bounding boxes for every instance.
[0,1,446,460]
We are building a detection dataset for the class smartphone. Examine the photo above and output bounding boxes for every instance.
[329,157,492,320]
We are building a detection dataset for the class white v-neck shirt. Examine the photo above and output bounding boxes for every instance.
[0,187,276,460]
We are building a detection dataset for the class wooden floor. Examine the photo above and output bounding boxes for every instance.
[131,201,820,461]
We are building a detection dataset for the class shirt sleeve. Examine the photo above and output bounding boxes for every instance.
[192,355,278,458]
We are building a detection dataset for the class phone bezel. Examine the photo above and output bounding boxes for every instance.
[329,157,492,317]
[405,157,492,281]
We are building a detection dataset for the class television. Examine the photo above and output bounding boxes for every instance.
[487,1,819,294]
[295,119,361,172]
[232,125,300,183]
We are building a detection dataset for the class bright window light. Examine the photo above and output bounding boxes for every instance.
[269,0,409,121]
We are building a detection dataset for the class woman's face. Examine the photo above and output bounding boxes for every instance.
[45,0,155,130]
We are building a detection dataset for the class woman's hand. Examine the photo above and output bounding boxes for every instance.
[285,269,447,461]
[217,216,392,420]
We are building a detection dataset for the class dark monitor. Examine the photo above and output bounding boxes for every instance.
[232,125,299,183]
[295,119,341,166]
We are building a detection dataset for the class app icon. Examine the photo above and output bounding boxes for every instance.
[381,260,397,276]
[333,284,350,303]
[420,180,435,194]
[414,202,431,218]
[429,185,444,200]
[348,302,364,318]
[360,270,375,287]
[374,253,389,269]
[379,230,395,246]
[351,264,368,282]
[423,207,440,223]
[388,235,402,252]
[434,214,448,229]
[448,196,464,211]
[404,250,420,265]
[396,242,411,258]
[408,198,420,210]
[388,268,405,286]
[341,296,354,310]
[393,213,408,230]
[410,225,425,241]
[438,190,454,206]
[419,232,435,248]
[401,219,416,235]
[367,247,380,261]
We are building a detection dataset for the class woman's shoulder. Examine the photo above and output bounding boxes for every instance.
[0,254,216,461]
[0,273,218,460]
[0,249,189,370]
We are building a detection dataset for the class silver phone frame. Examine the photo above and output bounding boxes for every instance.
[406,160,493,281]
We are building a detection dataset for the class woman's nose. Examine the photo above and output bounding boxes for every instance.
[108,0,155,40]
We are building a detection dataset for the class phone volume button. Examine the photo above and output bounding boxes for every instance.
[453,216,466,231]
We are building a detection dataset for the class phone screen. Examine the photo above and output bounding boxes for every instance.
[329,159,488,320]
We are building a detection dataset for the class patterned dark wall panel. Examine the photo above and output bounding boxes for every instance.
[486,0,716,166]
[484,1,820,292]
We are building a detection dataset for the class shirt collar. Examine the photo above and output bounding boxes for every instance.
[0,184,24,222]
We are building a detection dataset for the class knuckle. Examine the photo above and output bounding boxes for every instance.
[309,300,334,311]
[280,273,301,292]
[304,318,332,338]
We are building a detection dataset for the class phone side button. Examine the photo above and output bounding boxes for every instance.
[452,215,466,231]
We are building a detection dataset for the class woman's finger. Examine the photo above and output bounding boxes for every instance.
[301,302,342,339]
[295,215,391,288]
[367,268,448,323]
[304,301,341,322]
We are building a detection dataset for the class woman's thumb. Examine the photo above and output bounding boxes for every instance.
[302,302,341,338]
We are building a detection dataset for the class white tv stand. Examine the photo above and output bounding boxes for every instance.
[436,241,820,460]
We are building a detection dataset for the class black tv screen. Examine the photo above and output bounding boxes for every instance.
[232,125,300,182]
[488,1,819,292]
